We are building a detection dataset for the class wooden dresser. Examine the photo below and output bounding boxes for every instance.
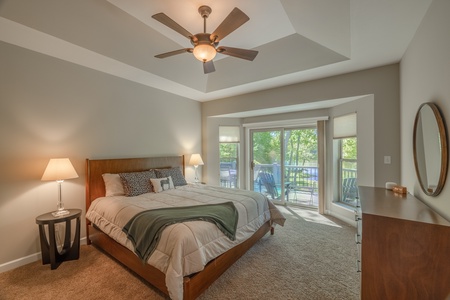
[357,186,450,300]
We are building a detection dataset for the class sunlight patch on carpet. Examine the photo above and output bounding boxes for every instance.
[279,206,342,227]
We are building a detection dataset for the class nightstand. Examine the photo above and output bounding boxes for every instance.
[36,208,81,269]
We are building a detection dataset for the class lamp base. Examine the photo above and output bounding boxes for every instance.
[52,209,70,217]
[194,165,200,184]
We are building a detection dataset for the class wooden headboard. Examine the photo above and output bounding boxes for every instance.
[85,156,185,210]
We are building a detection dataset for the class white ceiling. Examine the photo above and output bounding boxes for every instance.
[0,0,432,102]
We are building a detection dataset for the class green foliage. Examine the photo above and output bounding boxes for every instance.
[252,131,281,164]
[285,129,317,166]
[251,128,317,166]
[342,138,357,159]
[220,143,238,162]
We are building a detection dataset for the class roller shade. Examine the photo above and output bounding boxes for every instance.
[219,126,240,142]
[333,113,356,139]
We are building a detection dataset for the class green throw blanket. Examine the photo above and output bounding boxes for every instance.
[122,202,239,263]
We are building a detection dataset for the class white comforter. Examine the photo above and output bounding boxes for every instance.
[86,184,285,300]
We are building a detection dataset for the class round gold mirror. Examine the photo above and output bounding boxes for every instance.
[413,102,448,196]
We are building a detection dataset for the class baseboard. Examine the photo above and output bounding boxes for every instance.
[0,237,87,273]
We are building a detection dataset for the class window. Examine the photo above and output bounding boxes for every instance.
[333,113,358,207]
[339,138,358,206]
[219,126,239,188]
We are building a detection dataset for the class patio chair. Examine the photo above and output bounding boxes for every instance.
[220,167,232,187]
[259,172,290,200]
[342,177,358,202]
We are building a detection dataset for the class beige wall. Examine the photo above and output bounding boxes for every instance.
[0,42,201,269]
[202,65,401,221]
[400,0,450,220]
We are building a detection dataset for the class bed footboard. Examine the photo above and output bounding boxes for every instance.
[89,221,272,300]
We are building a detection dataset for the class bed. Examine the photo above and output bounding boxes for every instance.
[85,156,285,300]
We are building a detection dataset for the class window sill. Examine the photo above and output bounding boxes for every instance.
[332,201,356,211]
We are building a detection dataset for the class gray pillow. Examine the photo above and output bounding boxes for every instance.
[155,167,187,187]
[119,170,157,196]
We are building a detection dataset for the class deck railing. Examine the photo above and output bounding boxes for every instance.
[253,164,319,193]
[221,162,357,206]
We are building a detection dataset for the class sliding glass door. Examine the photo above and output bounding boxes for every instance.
[250,127,318,207]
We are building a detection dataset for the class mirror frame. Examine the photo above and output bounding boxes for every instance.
[413,102,448,196]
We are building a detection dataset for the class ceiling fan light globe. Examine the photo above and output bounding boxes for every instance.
[193,44,216,62]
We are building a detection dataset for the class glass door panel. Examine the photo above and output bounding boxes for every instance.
[250,127,318,208]
[284,128,318,207]
[250,129,285,203]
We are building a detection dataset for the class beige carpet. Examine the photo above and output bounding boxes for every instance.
[0,206,360,300]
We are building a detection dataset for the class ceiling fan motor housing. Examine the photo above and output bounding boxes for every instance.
[191,33,213,47]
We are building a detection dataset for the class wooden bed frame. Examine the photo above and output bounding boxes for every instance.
[85,156,273,300]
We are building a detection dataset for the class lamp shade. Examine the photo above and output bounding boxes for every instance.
[189,154,204,166]
[41,158,79,181]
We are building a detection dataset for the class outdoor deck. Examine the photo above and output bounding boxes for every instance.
[253,183,319,208]
[287,189,319,207]
[219,163,357,208]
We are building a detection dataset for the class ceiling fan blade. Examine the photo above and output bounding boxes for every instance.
[152,13,194,40]
[203,60,215,74]
[211,7,249,43]
[217,46,258,61]
[155,48,193,59]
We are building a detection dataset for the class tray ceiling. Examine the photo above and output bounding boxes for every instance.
[0,0,432,101]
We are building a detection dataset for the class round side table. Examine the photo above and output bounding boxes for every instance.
[36,209,81,270]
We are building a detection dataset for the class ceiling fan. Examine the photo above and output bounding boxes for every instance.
[152,5,258,74]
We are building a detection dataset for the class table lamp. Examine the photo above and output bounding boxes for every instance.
[189,154,204,183]
[41,158,79,217]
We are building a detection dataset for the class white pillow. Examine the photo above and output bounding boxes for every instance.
[102,173,125,197]
[150,176,175,193]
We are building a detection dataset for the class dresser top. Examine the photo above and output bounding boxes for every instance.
[358,186,450,226]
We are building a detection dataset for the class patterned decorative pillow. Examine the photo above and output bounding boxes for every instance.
[155,167,187,186]
[102,173,125,197]
[150,176,175,193]
[119,170,157,196]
